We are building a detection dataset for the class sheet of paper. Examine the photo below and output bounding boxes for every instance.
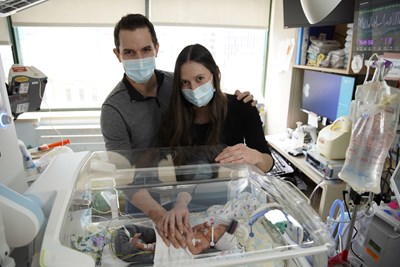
[276,38,295,72]
[307,112,318,128]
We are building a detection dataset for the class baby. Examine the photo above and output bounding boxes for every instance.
[114,219,238,263]
[183,219,239,255]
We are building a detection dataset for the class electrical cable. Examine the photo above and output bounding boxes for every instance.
[350,226,364,263]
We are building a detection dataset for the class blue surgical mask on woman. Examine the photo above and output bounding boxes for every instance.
[122,56,156,83]
[181,80,215,107]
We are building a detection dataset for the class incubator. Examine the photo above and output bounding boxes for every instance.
[34,146,335,267]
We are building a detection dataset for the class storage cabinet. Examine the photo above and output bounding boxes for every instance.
[294,23,361,75]
[287,23,363,129]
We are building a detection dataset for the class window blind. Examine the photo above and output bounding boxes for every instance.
[11,0,270,28]
[10,0,146,26]
[151,0,271,28]
[0,18,10,44]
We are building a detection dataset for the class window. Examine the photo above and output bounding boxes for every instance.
[16,27,122,110]
[156,25,267,100]
[16,25,267,110]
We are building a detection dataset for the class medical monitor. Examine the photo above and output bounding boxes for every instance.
[7,65,47,119]
[301,70,355,123]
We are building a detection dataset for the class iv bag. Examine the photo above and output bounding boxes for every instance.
[338,56,400,194]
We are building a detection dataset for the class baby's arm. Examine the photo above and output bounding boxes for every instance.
[114,225,155,259]
[130,233,156,251]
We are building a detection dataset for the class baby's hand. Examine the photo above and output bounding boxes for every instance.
[130,233,155,251]
[130,233,145,250]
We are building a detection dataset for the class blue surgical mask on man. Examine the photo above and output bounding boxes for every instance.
[122,56,156,83]
[181,80,215,107]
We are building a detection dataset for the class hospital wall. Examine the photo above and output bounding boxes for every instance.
[7,0,295,151]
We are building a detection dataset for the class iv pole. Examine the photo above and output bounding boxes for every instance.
[328,55,398,266]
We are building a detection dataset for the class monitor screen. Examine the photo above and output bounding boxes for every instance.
[301,70,355,122]
[352,0,400,59]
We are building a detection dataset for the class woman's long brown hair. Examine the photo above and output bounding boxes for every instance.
[160,44,227,147]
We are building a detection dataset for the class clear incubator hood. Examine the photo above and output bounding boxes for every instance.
[39,146,335,267]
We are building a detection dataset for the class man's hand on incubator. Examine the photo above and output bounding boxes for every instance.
[235,90,258,107]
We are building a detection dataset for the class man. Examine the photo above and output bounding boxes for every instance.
[101,14,255,151]
[101,14,170,151]
[100,13,256,249]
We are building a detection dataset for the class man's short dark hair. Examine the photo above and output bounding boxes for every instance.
[114,14,159,52]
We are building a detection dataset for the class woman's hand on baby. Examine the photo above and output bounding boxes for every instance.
[161,204,191,245]
[151,209,186,249]
[215,143,258,165]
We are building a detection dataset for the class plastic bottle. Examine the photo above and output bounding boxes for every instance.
[291,121,305,149]
[17,139,35,169]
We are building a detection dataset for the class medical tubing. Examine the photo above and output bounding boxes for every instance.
[258,176,336,253]
[360,93,400,119]
[248,203,282,238]
[363,53,380,84]
[38,78,65,148]
[308,180,327,205]
[328,199,346,240]
[363,53,377,84]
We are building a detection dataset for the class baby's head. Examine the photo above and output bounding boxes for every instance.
[214,220,238,250]
[193,220,238,251]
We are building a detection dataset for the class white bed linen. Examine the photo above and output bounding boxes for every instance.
[153,228,194,266]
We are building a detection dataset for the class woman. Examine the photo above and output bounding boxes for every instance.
[158,44,274,242]
[160,44,273,172]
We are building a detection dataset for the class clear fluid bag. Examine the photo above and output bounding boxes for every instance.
[338,54,400,194]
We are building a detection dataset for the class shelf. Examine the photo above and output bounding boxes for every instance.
[293,64,367,76]
[293,23,367,75]
[293,64,351,75]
